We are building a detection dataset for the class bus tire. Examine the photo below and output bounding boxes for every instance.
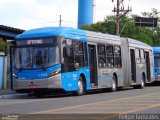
[111,76,117,92]
[133,75,145,89]
[76,77,86,96]
[139,75,145,89]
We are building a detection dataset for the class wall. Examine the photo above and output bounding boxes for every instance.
[0,56,4,89]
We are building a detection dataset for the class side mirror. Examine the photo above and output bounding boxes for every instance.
[75,63,79,69]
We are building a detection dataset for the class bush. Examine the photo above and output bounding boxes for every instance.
[0,42,7,53]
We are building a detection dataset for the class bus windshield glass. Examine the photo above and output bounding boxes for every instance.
[154,54,160,69]
[13,46,59,69]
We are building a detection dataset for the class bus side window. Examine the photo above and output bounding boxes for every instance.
[136,49,140,63]
[62,39,74,64]
[114,45,122,68]
[97,44,106,68]
[63,40,71,57]
[106,45,114,68]
[73,40,85,67]
[140,49,145,63]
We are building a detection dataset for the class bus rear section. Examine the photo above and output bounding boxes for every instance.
[121,38,154,88]
[153,47,160,81]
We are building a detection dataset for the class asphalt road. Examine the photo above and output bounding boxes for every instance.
[1,82,160,120]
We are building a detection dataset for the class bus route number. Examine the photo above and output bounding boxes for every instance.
[27,40,43,45]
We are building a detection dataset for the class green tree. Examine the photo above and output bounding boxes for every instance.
[81,15,116,34]
[81,8,160,46]
[0,42,7,53]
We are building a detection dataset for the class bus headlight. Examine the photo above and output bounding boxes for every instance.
[49,69,61,77]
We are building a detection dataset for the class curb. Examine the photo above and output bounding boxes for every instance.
[0,93,28,99]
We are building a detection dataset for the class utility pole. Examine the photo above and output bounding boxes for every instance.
[59,15,62,27]
[116,0,120,36]
[112,0,132,36]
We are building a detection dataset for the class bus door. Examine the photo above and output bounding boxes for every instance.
[130,49,136,82]
[88,45,98,86]
[145,51,151,82]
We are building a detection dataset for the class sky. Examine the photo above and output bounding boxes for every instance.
[0,0,159,30]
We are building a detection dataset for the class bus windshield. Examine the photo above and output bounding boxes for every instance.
[13,46,59,69]
[154,54,160,69]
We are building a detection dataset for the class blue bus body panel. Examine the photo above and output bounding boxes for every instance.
[16,27,87,41]
[153,47,160,53]
[153,47,160,77]
[61,68,90,91]
[13,64,61,80]
[155,70,160,76]
[14,27,91,91]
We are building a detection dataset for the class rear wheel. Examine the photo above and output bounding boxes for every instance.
[76,77,86,96]
[111,76,117,92]
[139,75,145,89]
[133,75,145,89]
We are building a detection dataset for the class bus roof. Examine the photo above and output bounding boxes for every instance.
[16,27,121,43]
[153,47,160,53]
[16,27,87,41]
[127,38,152,49]
[86,31,121,43]
[16,27,151,49]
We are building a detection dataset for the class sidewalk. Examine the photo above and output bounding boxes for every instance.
[0,89,28,99]
[0,89,16,96]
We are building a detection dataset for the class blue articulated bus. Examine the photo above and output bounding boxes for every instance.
[153,47,160,81]
[11,27,154,97]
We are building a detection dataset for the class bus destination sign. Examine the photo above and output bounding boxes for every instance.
[27,40,43,45]
[16,38,58,46]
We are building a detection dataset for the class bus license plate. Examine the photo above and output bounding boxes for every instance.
[29,85,37,88]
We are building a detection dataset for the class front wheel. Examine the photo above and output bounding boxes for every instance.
[111,76,117,92]
[76,77,86,96]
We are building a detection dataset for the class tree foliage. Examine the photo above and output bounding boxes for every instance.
[0,42,7,53]
[81,8,160,46]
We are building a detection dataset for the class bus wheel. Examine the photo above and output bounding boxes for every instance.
[133,76,145,89]
[139,75,145,89]
[111,76,117,92]
[76,77,86,96]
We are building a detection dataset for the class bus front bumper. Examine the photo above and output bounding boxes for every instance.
[13,74,62,91]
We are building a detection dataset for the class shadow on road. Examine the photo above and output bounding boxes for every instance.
[32,82,160,99]
[42,87,133,99]
[10,81,160,99]
[146,81,160,87]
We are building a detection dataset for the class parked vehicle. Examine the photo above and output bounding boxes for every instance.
[10,27,155,97]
